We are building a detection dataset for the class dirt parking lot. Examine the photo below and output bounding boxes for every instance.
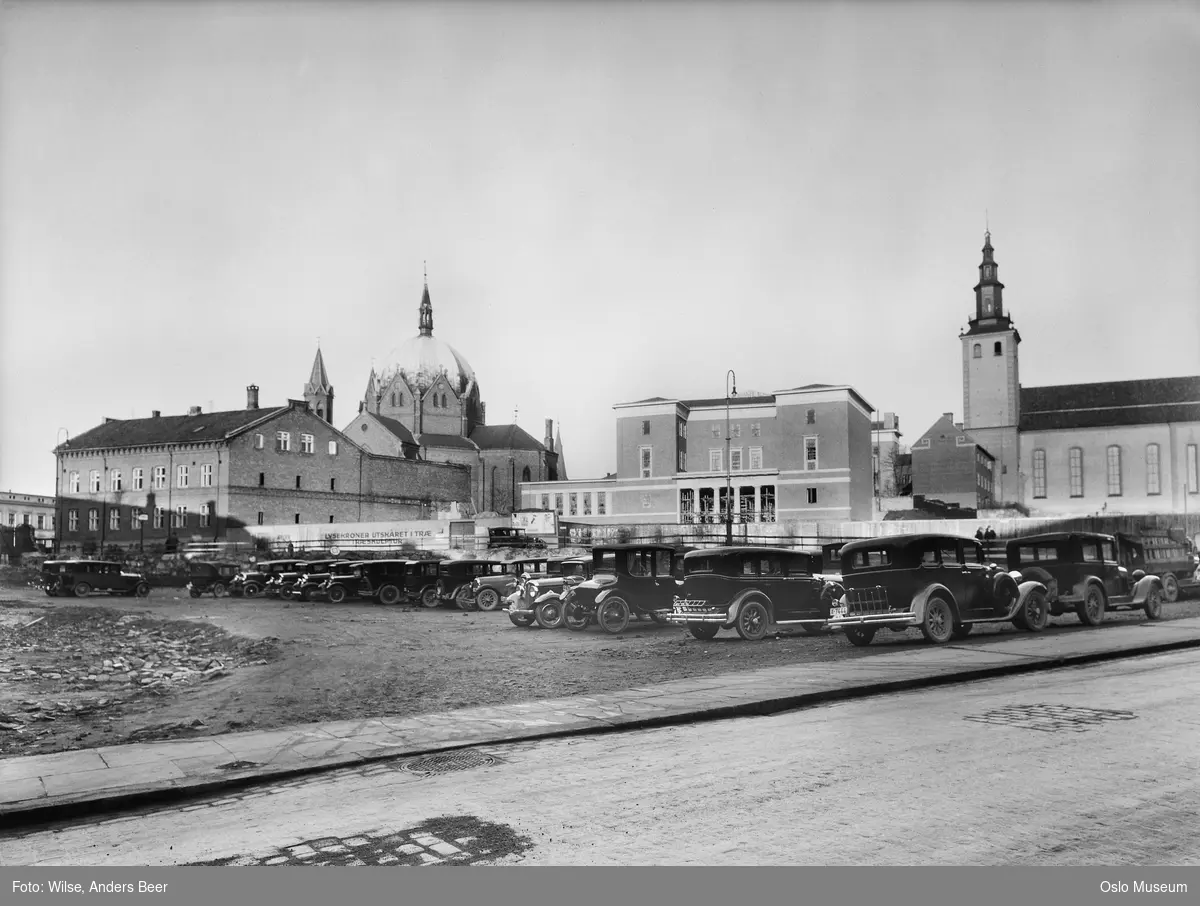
[2,580,1197,758]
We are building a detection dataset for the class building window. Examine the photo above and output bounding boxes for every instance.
[1146,443,1161,495]
[36,514,45,530]
[68,509,78,531]
[751,423,760,437]
[804,436,818,470]
[733,424,741,438]
[257,512,264,526]
[807,487,817,505]
[806,409,815,425]
[718,487,731,517]
[597,492,607,515]
[583,493,592,516]
[554,494,563,515]
[301,434,314,454]
[132,468,143,490]
[69,471,80,493]
[541,494,549,510]
[993,341,1002,355]
[739,487,755,522]
[295,475,302,490]
[760,486,776,522]
[711,425,720,437]
[152,466,165,489]
[131,506,142,529]
[639,446,652,478]
[1188,445,1199,494]
[200,464,213,487]
[698,488,715,522]
[88,509,99,531]
[89,470,100,493]
[973,343,981,358]
[709,449,722,472]
[109,469,122,492]
[679,488,695,523]
[328,477,335,492]
[441,393,447,407]
[258,472,265,487]
[177,465,189,488]
[749,447,762,470]
[1069,447,1084,497]
[174,506,187,528]
[1106,445,1122,496]
[198,503,210,527]
[109,508,121,530]
[153,507,164,529]
[295,514,301,524]
[678,451,686,472]
[255,434,264,449]
[1032,449,1046,498]
[391,392,396,407]
[277,431,291,452]
[328,441,338,455]
[569,493,578,516]
[398,393,404,406]
[521,466,531,482]
[642,420,650,435]
[730,448,742,471]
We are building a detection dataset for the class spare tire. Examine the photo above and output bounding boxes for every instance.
[991,571,1020,612]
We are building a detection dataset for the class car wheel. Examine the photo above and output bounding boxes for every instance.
[243,583,262,598]
[563,602,590,632]
[597,596,631,634]
[1160,572,1179,604]
[299,587,313,602]
[73,582,91,598]
[735,600,770,641]
[1076,583,1107,626]
[920,595,955,644]
[477,588,502,612]
[844,626,876,647]
[212,582,227,598]
[509,611,535,628]
[420,587,440,609]
[328,584,348,604]
[280,587,294,600]
[135,582,151,598]
[1143,585,1164,621]
[1013,588,1050,632]
[951,622,973,640]
[189,587,202,598]
[456,587,477,611]
[536,599,565,630]
[688,623,720,641]
[378,584,401,606]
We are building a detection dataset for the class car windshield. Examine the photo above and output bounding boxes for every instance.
[593,551,617,574]
[845,548,892,570]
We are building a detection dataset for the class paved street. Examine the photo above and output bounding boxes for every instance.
[3,648,1198,866]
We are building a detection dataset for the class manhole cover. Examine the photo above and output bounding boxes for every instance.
[400,750,497,775]
[964,703,1137,733]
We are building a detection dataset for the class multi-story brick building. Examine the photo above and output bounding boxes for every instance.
[911,413,996,510]
[521,383,876,524]
[1,491,56,550]
[53,387,472,554]
[871,412,904,498]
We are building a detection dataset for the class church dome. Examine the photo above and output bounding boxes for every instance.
[393,333,476,394]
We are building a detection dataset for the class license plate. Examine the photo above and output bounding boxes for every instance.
[829,605,848,619]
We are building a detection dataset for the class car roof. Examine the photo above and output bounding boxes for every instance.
[593,543,680,552]
[839,533,978,555]
[683,546,818,560]
[1005,531,1117,546]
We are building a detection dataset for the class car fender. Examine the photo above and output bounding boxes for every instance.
[727,588,772,623]
[1131,574,1163,604]
[1008,580,1049,619]
[534,590,563,605]
[1070,575,1105,601]
[910,583,957,623]
[595,588,618,605]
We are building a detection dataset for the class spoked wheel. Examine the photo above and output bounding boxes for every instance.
[509,611,535,628]
[920,595,955,644]
[1160,573,1179,604]
[688,623,720,641]
[536,599,565,630]
[135,582,151,598]
[420,587,440,609]
[456,587,477,611]
[73,582,91,598]
[597,597,631,634]
[280,587,295,601]
[243,583,262,598]
[735,600,770,641]
[328,584,348,604]
[1143,585,1164,621]
[1076,584,1107,627]
[1013,589,1050,632]
[844,626,876,647]
[563,602,591,632]
[212,583,227,598]
[476,588,503,612]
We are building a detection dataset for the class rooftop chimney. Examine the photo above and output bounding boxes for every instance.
[188,406,202,416]
[545,418,554,452]
[955,422,964,430]
[943,412,954,420]
[246,384,260,410]
[151,410,161,418]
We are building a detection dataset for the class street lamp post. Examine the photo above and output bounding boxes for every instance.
[510,457,516,514]
[725,369,737,546]
[138,513,149,551]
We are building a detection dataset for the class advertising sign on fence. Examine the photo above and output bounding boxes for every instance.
[512,510,558,536]
[245,520,452,552]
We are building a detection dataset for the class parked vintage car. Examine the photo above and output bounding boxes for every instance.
[317,559,411,604]
[434,559,496,610]
[825,533,1045,646]
[291,560,355,601]
[487,527,546,550]
[1114,529,1197,603]
[1005,532,1165,625]
[185,561,241,598]
[471,558,550,611]
[506,557,595,628]
[559,544,688,634]
[666,547,845,641]
[403,559,444,608]
[229,559,308,598]
[33,560,150,599]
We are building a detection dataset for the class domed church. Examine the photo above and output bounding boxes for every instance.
[331,278,563,515]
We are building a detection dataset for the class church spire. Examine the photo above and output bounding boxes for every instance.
[418,265,434,337]
[971,230,1006,324]
[303,346,335,424]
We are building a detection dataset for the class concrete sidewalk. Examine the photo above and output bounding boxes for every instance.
[3,617,1200,829]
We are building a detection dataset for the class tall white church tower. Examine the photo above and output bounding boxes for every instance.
[960,231,1022,503]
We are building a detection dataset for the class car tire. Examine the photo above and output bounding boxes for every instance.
[476,588,502,612]
[280,587,294,600]
[1143,585,1164,621]
[1013,588,1050,632]
[1160,572,1179,603]
[378,584,401,606]
[844,626,876,647]
[328,585,348,604]
[735,600,770,641]
[212,583,227,598]
[509,611,535,628]
[563,602,590,632]
[951,622,973,640]
[73,582,91,598]
[135,582,151,598]
[536,599,565,630]
[456,587,477,611]
[243,583,262,598]
[688,623,720,641]
[420,587,440,609]
[920,594,955,644]
[597,596,631,634]
[1076,583,1107,627]
[189,587,201,598]
[991,572,1020,612]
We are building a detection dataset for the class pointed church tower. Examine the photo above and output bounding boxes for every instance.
[555,425,568,481]
[961,230,1021,503]
[361,367,378,415]
[418,280,434,337]
[304,346,335,424]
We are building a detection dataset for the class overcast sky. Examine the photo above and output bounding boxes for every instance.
[2,0,1198,497]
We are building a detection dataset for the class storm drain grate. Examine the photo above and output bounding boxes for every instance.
[964,703,1138,733]
[400,750,497,775]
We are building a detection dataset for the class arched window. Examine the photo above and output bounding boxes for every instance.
[993,341,1002,356]
[441,393,447,407]
[521,466,531,482]
[398,393,404,406]
[390,392,396,407]
[973,343,981,358]
[431,394,438,409]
